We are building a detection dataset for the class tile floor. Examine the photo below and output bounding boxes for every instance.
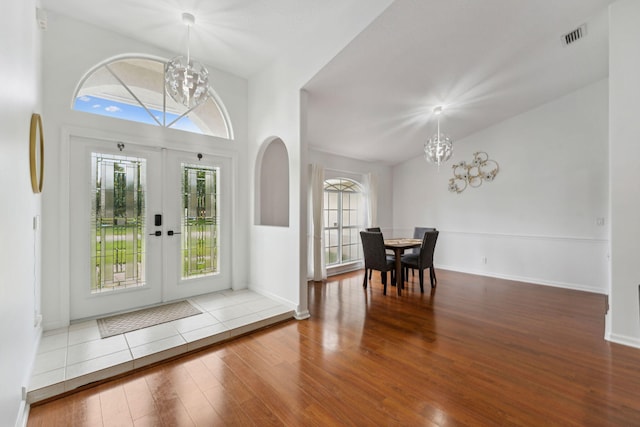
[28,289,295,404]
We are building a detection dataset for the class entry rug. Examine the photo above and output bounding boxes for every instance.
[97,300,201,338]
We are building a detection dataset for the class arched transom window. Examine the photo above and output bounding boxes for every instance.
[323,178,364,266]
[72,56,232,139]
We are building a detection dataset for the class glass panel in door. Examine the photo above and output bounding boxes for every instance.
[91,153,146,292]
[182,164,219,279]
[69,137,162,320]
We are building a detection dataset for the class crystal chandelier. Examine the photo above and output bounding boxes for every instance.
[165,13,210,109]
[424,106,453,166]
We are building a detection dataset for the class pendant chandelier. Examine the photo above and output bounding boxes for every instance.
[424,106,453,166]
[165,12,210,109]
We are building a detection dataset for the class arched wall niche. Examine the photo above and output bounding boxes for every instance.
[255,137,290,227]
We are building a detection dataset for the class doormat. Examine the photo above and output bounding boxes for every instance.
[97,300,201,339]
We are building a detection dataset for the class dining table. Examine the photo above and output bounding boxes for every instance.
[384,238,422,296]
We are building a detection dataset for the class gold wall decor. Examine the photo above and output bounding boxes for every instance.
[29,113,44,193]
[448,151,499,194]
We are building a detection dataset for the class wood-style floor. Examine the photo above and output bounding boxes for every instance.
[28,269,640,426]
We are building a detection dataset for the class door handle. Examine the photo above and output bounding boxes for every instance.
[149,230,162,236]
[167,230,182,236]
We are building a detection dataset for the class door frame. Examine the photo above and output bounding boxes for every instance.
[59,126,239,322]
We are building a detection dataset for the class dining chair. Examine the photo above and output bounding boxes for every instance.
[360,231,395,295]
[405,227,437,279]
[400,230,439,292]
[365,227,381,280]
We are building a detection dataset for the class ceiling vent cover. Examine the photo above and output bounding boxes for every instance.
[562,24,587,46]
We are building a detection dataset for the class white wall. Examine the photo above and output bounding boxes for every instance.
[41,12,249,329]
[609,0,640,347]
[247,1,393,317]
[0,1,42,425]
[393,79,609,293]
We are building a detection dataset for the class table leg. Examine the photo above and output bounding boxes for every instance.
[395,248,403,296]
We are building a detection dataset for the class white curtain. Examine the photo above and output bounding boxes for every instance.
[364,172,377,228]
[308,164,326,281]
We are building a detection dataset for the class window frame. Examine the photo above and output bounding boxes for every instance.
[323,178,364,268]
[71,54,234,140]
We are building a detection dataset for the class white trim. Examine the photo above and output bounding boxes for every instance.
[14,402,29,427]
[327,261,363,276]
[59,124,236,155]
[436,265,606,294]
[57,127,71,328]
[295,309,311,320]
[435,229,607,244]
[607,333,640,350]
[71,53,168,107]
[249,284,297,312]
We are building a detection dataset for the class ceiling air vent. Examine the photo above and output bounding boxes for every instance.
[562,24,587,46]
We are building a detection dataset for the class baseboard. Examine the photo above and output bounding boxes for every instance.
[438,265,607,295]
[327,263,362,277]
[15,401,29,427]
[295,309,311,320]
[248,285,297,311]
[606,333,640,350]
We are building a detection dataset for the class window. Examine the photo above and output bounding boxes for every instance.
[73,56,232,139]
[324,178,364,266]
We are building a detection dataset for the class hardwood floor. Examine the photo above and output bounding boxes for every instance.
[28,269,640,426]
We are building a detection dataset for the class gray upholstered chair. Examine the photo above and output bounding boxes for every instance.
[360,231,395,295]
[405,227,437,280]
[400,230,439,292]
[365,227,381,280]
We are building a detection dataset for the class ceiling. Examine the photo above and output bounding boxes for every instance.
[40,0,377,78]
[42,0,614,165]
[304,0,614,165]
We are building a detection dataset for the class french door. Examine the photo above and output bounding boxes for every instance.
[69,136,230,320]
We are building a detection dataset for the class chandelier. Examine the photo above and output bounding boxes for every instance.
[165,12,210,109]
[424,106,453,166]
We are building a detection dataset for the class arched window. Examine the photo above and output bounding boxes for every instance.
[72,56,233,139]
[324,178,364,266]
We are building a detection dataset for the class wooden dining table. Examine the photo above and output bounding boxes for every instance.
[384,238,422,296]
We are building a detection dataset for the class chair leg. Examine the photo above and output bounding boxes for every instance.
[432,267,437,285]
[382,271,388,295]
[418,269,424,293]
[368,269,372,280]
[363,269,368,288]
[430,268,436,288]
